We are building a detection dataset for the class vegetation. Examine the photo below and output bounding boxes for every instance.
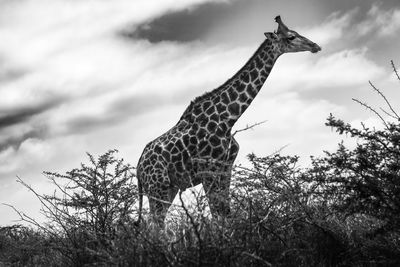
[1,62,400,266]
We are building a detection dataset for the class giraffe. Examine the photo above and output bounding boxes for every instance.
[136,16,321,224]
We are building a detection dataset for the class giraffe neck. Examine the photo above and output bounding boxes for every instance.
[179,38,282,133]
[214,39,281,127]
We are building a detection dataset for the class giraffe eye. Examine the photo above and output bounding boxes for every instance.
[288,35,296,41]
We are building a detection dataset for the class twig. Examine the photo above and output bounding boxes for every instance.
[3,203,48,232]
[379,107,399,120]
[15,176,77,248]
[352,98,389,129]
[368,80,399,119]
[268,144,290,157]
[233,120,267,136]
[391,60,400,82]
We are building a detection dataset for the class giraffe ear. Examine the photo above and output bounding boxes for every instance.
[264,32,277,40]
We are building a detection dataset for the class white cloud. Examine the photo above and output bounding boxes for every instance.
[0,0,242,145]
[0,0,244,142]
[300,9,356,46]
[356,4,400,37]
[0,137,59,175]
[0,147,18,174]
[0,0,230,103]
[265,48,384,94]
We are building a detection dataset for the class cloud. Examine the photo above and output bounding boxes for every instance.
[0,128,45,152]
[64,93,164,134]
[0,57,27,83]
[121,1,233,43]
[0,135,53,175]
[36,39,255,137]
[300,9,356,47]
[0,0,232,141]
[356,4,400,37]
[2,1,381,153]
[0,1,387,163]
[265,48,384,95]
[0,98,63,129]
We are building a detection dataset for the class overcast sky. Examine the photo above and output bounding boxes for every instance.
[1,0,399,225]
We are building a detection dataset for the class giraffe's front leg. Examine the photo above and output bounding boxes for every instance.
[203,136,239,217]
[146,169,179,227]
[202,172,231,217]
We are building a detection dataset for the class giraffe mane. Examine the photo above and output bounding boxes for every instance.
[178,89,222,122]
[177,39,271,124]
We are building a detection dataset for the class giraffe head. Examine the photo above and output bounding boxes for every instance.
[264,16,321,54]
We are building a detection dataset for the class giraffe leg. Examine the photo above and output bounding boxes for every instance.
[203,137,239,217]
[202,173,231,217]
[148,183,179,227]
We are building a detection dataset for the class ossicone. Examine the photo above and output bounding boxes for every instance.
[274,15,289,36]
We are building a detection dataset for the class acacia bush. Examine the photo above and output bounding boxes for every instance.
[0,225,61,266]
[1,62,400,266]
[2,150,140,266]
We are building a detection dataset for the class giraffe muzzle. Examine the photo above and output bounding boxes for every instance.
[311,43,322,53]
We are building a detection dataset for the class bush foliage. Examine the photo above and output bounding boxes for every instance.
[1,63,400,266]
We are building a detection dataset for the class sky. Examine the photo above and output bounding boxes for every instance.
[0,0,399,225]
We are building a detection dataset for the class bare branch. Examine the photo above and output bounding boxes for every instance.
[369,80,399,119]
[352,98,389,129]
[2,203,60,240]
[379,107,399,120]
[233,120,267,136]
[391,60,400,82]
[268,144,290,157]
[15,176,75,244]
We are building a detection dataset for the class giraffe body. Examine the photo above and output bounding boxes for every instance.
[137,118,239,220]
[136,16,321,224]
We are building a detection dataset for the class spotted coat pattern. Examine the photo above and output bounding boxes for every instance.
[136,17,321,224]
